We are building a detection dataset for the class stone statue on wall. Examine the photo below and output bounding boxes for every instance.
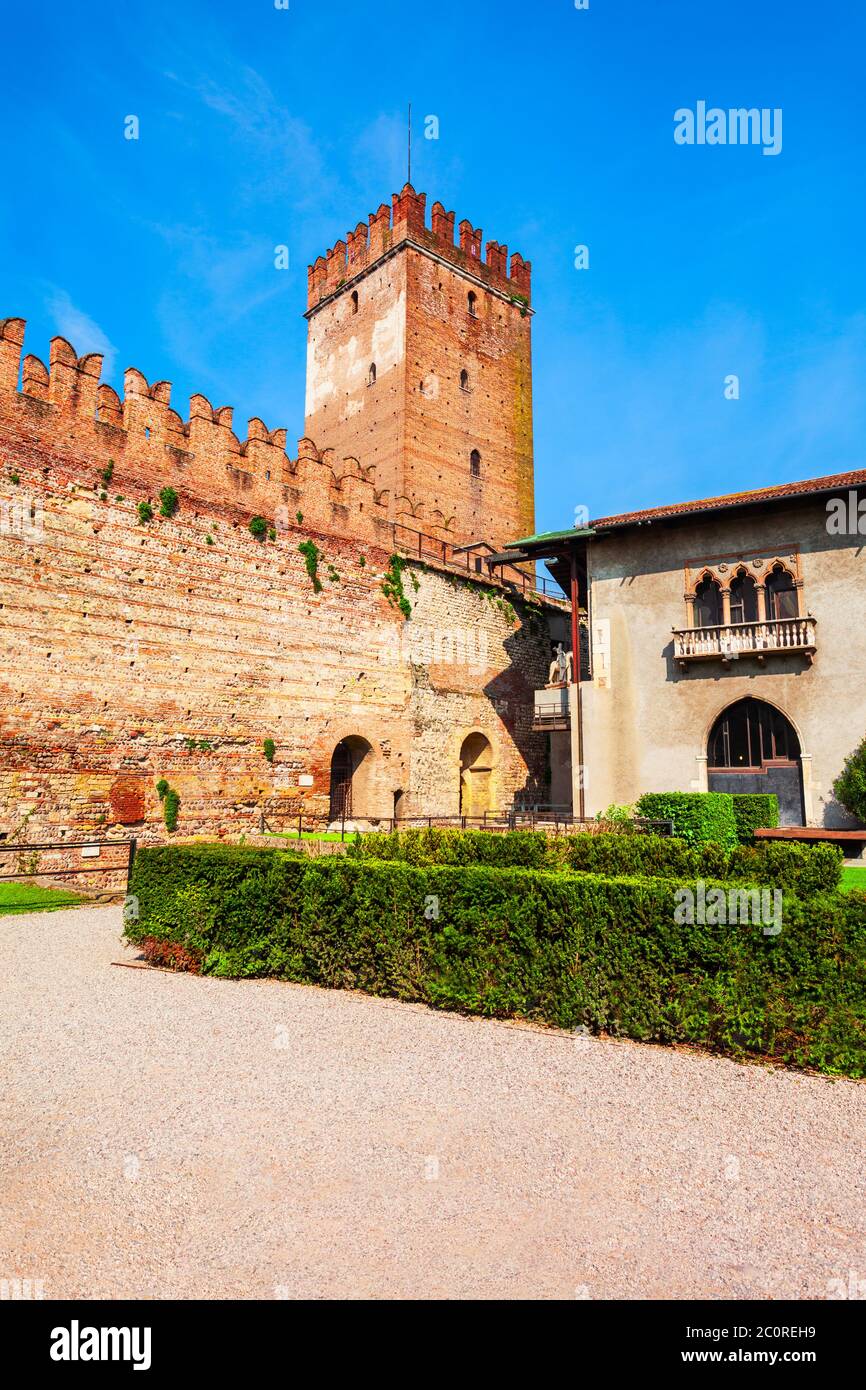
[548,643,573,686]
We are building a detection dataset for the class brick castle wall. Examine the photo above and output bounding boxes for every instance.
[0,325,554,843]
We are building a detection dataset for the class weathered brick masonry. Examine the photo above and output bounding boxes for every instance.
[305,183,534,549]
[0,181,557,846]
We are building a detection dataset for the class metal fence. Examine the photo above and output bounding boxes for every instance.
[261,812,674,841]
[0,838,137,904]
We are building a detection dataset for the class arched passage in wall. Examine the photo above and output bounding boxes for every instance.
[459,732,494,819]
[707,697,804,825]
[329,736,374,821]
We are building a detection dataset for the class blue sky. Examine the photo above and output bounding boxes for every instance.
[1,0,863,535]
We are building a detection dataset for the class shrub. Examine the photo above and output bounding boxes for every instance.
[249,515,267,541]
[636,792,738,849]
[298,539,323,591]
[730,793,779,843]
[728,840,842,896]
[155,778,169,801]
[137,500,153,524]
[350,828,841,895]
[263,738,276,763]
[833,735,866,824]
[101,460,115,485]
[126,847,866,1076]
[351,827,560,869]
[163,788,180,832]
[141,935,202,973]
[159,486,179,518]
[382,554,412,618]
[598,803,635,824]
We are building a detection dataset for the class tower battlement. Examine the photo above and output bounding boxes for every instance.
[306,183,532,312]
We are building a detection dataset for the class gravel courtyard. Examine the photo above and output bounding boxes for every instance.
[1,905,863,1300]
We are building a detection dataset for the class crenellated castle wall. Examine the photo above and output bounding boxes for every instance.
[0,321,556,844]
[0,316,454,551]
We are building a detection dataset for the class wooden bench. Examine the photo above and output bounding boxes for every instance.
[754,827,866,860]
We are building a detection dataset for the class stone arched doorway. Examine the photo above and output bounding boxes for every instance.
[329,736,373,821]
[707,698,804,825]
[459,733,493,819]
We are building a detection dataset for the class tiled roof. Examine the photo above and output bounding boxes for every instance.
[590,467,866,531]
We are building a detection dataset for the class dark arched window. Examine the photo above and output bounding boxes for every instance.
[460,369,470,391]
[709,698,800,770]
[467,291,477,318]
[694,577,722,627]
[367,363,376,386]
[470,449,481,478]
[351,290,359,315]
[730,572,759,625]
[766,564,798,620]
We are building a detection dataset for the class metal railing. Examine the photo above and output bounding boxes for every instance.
[390,522,567,603]
[260,809,677,840]
[0,839,137,908]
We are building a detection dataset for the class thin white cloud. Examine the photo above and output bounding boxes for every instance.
[44,289,117,378]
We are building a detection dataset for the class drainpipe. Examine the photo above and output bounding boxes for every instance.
[569,545,585,821]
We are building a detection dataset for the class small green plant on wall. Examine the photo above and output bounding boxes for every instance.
[101,459,115,486]
[137,500,153,524]
[159,486,179,518]
[249,515,268,541]
[163,789,180,832]
[298,540,323,593]
[382,553,413,618]
[263,738,276,763]
[156,778,180,832]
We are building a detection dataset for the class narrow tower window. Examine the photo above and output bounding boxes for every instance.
[368,363,376,386]
[467,290,477,318]
[351,290,359,314]
[460,369,470,391]
[470,449,481,478]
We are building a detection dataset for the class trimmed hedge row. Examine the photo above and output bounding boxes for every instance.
[731,793,780,843]
[636,792,738,848]
[126,845,866,1076]
[349,828,843,896]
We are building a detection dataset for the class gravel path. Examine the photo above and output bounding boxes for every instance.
[1,905,864,1300]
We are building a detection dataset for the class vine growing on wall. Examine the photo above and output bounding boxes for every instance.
[298,540,323,593]
[156,778,180,832]
[382,554,414,618]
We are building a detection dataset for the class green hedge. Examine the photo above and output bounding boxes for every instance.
[350,827,556,868]
[731,793,780,844]
[349,828,842,895]
[635,792,738,848]
[126,845,866,1076]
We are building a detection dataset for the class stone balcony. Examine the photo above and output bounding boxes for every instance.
[673,616,818,669]
[533,685,570,730]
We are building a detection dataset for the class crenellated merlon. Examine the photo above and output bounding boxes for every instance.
[305,184,532,312]
[0,317,433,544]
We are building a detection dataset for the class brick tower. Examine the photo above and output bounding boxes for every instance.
[304,184,535,550]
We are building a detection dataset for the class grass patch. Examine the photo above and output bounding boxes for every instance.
[0,883,85,916]
[840,866,866,893]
